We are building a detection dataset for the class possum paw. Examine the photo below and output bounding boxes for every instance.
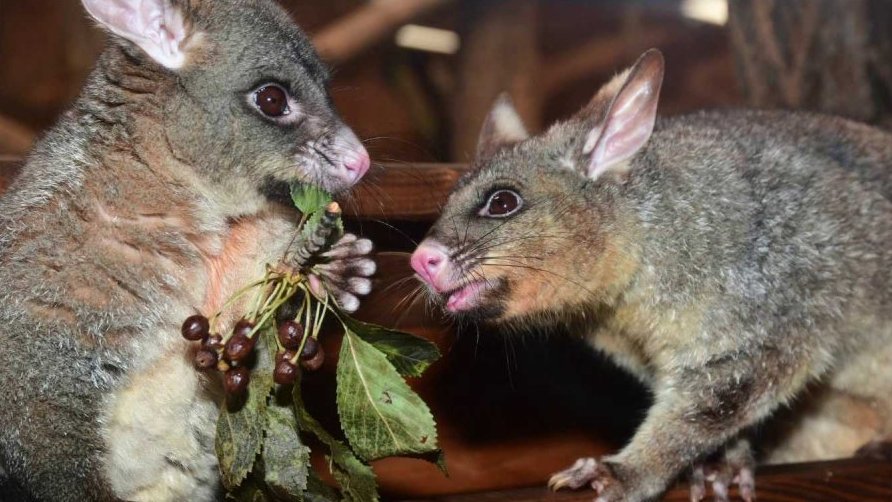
[548,458,623,501]
[308,234,376,313]
[689,439,755,502]
[854,440,892,461]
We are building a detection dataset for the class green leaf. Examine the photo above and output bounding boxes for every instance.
[291,184,333,216]
[263,404,311,499]
[340,317,440,378]
[336,329,440,461]
[292,379,379,502]
[216,333,275,490]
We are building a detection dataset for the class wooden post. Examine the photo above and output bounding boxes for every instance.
[451,0,540,162]
[728,0,892,128]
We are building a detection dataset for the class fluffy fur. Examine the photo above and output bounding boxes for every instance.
[0,0,372,500]
[414,50,892,501]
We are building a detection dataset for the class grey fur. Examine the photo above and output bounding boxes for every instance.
[421,51,892,501]
[0,1,370,500]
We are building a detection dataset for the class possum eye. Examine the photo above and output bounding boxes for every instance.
[480,189,522,218]
[253,85,291,117]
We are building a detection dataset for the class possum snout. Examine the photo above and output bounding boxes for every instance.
[411,239,452,292]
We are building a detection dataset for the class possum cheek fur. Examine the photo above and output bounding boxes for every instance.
[423,168,642,326]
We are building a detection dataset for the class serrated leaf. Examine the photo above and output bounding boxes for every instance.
[340,317,440,378]
[263,404,311,499]
[292,378,379,502]
[291,184,333,216]
[216,334,275,490]
[336,329,439,461]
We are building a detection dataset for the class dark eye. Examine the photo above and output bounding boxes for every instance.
[480,189,522,218]
[254,85,290,117]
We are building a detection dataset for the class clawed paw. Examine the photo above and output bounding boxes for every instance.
[548,457,619,500]
[309,234,376,313]
[689,445,755,502]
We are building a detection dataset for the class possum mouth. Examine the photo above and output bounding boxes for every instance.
[443,278,500,313]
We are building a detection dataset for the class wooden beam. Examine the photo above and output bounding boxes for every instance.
[312,0,453,65]
[345,162,466,221]
[413,457,892,501]
[0,115,35,156]
[1,159,464,222]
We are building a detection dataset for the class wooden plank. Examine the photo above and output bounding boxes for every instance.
[347,162,465,221]
[0,115,35,155]
[0,158,20,193]
[0,159,464,221]
[410,458,892,501]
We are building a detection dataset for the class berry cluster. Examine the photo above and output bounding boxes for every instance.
[179,200,349,396]
[181,274,329,396]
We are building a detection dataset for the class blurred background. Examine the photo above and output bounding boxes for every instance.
[4,0,890,162]
[2,0,892,499]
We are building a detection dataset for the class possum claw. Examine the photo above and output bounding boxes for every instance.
[689,438,755,502]
[310,234,375,312]
[548,458,600,491]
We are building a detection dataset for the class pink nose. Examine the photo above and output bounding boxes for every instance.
[344,147,370,182]
[411,240,450,291]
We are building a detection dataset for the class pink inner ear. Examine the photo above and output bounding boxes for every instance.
[588,81,659,180]
[82,0,188,69]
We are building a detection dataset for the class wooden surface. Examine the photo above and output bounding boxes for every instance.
[348,162,467,221]
[415,458,892,502]
[0,159,466,221]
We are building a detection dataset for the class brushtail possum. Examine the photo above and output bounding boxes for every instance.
[0,0,375,500]
[411,49,892,501]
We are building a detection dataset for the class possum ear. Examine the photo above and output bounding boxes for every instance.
[476,94,530,161]
[581,49,664,180]
[81,0,193,69]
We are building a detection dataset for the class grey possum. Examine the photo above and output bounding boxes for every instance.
[0,0,376,500]
[411,49,892,501]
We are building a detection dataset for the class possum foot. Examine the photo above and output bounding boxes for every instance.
[548,457,622,501]
[689,438,755,502]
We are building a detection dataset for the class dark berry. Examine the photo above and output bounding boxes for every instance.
[194,350,218,370]
[225,332,256,362]
[274,360,299,385]
[181,315,210,341]
[300,348,325,372]
[203,334,223,351]
[277,321,304,350]
[233,319,255,337]
[224,366,250,395]
[301,337,320,360]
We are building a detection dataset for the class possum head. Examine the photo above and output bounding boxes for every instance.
[411,49,664,324]
[80,0,369,203]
